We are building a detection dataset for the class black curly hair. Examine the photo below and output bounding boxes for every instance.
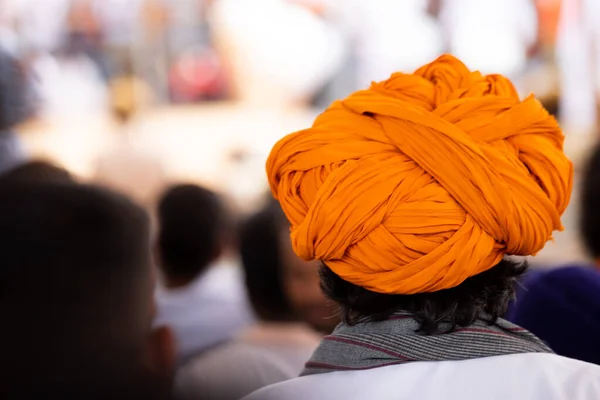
[320,258,527,334]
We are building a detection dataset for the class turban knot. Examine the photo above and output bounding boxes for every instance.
[266,55,573,294]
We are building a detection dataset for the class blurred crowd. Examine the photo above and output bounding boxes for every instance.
[1,0,599,208]
[1,0,600,399]
[1,0,597,114]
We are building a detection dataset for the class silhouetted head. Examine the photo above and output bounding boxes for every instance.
[0,183,174,399]
[0,160,73,184]
[157,184,230,288]
[240,200,338,333]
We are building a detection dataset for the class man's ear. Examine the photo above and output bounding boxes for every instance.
[146,325,177,378]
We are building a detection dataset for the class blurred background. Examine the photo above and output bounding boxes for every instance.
[2,0,598,265]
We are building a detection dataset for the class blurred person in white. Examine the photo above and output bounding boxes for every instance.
[154,184,254,366]
[208,0,345,212]
[555,0,600,138]
[328,0,443,89]
[3,0,109,119]
[64,0,110,80]
[138,0,171,102]
[0,0,70,56]
[175,200,338,400]
[438,0,537,85]
[210,0,344,108]
[93,0,145,76]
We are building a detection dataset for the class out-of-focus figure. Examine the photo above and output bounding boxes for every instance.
[334,0,443,88]
[93,72,166,208]
[520,0,561,105]
[555,0,600,136]
[137,0,171,102]
[0,183,174,399]
[508,266,600,365]
[0,160,73,184]
[27,0,107,120]
[0,0,70,56]
[536,0,562,54]
[438,0,538,82]
[241,200,338,334]
[28,0,108,119]
[94,0,144,77]
[208,0,346,210]
[153,184,254,364]
[210,0,345,107]
[175,200,337,400]
[0,47,34,174]
[65,0,108,79]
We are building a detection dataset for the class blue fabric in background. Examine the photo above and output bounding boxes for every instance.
[507,265,600,365]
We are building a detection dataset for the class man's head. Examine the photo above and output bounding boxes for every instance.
[157,184,229,287]
[0,160,73,184]
[0,183,174,398]
[240,200,338,332]
[266,55,572,331]
[581,144,600,262]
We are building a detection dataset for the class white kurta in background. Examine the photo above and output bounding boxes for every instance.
[154,259,255,364]
[333,0,443,87]
[440,0,537,81]
[176,322,321,400]
[556,0,600,136]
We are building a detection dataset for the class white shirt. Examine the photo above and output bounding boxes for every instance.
[337,0,443,86]
[244,353,600,400]
[556,0,600,134]
[440,0,537,80]
[154,260,255,364]
[210,0,345,104]
[94,0,145,47]
[176,323,321,400]
[0,0,70,53]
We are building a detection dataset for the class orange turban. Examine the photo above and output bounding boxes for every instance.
[266,55,573,295]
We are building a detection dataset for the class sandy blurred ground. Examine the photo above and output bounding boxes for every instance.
[17,103,594,268]
[18,102,318,211]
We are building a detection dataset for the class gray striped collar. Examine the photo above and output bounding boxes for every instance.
[302,312,552,375]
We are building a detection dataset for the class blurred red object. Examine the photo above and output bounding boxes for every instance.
[169,46,228,102]
[536,0,562,47]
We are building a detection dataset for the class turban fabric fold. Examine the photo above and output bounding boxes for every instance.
[266,55,573,294]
